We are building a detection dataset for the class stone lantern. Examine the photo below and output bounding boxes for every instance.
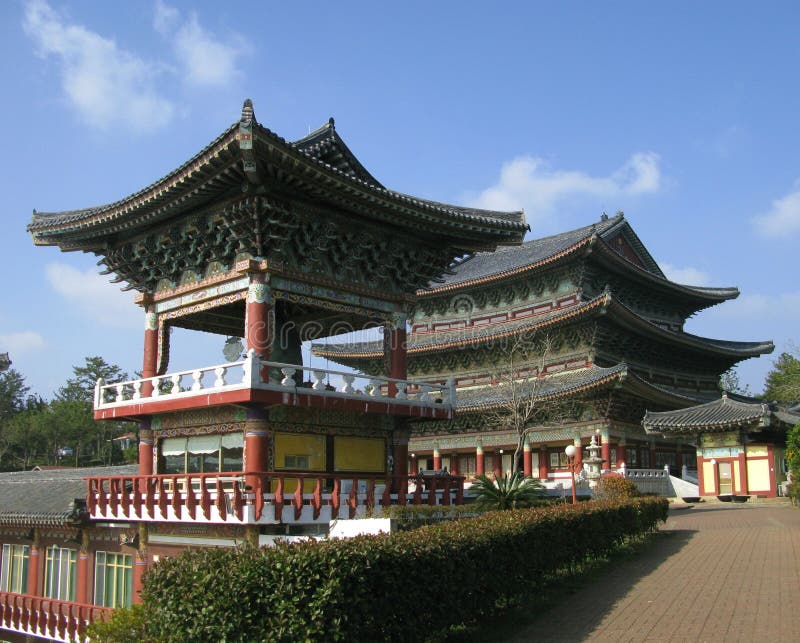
[584,432,605,489]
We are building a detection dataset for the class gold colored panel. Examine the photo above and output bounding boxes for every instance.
[702,461,716,493]
[745,445,769,457]
[745,459,771,493]
[273,432,326,471]
[334,436,385,473]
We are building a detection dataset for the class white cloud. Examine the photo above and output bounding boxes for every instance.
[23,0,175,134]
[45,263,140,329]
[0,331,46,354]
[753,184,800,237]
[660,263,711,286]
[154,1,250,87]
[705,292,800,320]
[471,152,661,220]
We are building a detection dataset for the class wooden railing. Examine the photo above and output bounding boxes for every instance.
[86,471,466,524]
[0,591,110,643]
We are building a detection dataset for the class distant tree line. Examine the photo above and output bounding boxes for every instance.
[0,356,135,471]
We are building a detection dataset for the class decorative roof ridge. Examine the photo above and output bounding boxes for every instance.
[457,363,631,411]
[313,293,611,358]
[29,121,241,231]
[31,99,526,241]
[592,238,740,303]
[417,233,595,296]
[604,296,774,356]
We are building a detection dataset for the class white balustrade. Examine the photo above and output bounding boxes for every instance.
[94,355,455,412]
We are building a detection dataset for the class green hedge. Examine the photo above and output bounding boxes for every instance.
[98,498,667,642]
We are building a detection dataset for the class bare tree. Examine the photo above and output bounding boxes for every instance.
[484,332,582,477]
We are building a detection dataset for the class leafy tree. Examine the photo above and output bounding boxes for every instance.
[470,473,544,510]
[485,333,580,477]
[0,369,30,422]
[719,367,752,396]
[763,351,800,402]
[786,424,800,475]
[55,356,128,404]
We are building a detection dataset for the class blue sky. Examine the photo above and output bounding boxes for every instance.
[1,0,798,398]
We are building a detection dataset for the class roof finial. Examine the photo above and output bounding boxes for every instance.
[616,210,624,217]
[328,116,335,128]
[241,98,255,124]
[600,212,608,221]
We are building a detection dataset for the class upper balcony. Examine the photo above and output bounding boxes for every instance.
[93,349,455,421]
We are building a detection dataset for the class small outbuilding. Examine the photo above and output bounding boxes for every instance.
[643,394,799,498]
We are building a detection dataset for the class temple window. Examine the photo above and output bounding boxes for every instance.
[460,454,477,477]
[160,434,244,474]
[549,451,569,469]
[44,546,77,601]
[0,544,29,593]
[94,551,133,608]
[655,451,677,468]
[625,446,638,467]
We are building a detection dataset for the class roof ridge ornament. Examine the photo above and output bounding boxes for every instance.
[239,99,260,185]
[241,98,256,124]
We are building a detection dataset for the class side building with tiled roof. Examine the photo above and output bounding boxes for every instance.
[315,212,774,483]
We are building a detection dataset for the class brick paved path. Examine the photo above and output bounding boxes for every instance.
[507,502,800,642]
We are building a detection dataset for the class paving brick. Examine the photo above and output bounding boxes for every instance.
[506,502,800,642]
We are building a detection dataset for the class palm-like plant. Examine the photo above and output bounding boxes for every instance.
[470,473,545,511]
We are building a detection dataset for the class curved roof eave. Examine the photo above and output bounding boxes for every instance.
[314,292,774,361]
[30,103,527,247]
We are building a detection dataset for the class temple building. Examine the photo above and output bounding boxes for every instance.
[643,394,797,498]
[2,100,526,640]
[315,213,774,484]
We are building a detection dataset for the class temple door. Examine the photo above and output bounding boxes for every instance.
[718,462,733,495]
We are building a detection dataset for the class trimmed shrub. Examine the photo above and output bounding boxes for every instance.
[593,475,640,500]
[135,498,667,642]
[382,504,480,528]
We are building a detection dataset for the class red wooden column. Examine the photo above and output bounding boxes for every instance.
[244,413,270,492]
[386,313,408,397]
[539,446,549,479]
[132,554,147,604]
[245,273,273,359]
[476,443,485,476]
[696,453,706,494]
[492,452,502,477]
[391,427,410,490]
[523,441,532,478]
[141,307,159,397]
[601,431,611,470]
[738,449,749,495]
[432,446,442,471]
[676,446,683,473]
[26,537,40,596]
[74,530,90,603]
[410,453,419,475]
[138,426,154,476]
[617,442,626,469]
[572,437,583,470]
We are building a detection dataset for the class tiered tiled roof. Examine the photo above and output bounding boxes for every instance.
[314,291,772,360]
[0,465,137,527]
[642,395,800,434]
[28,100,527,250]
[417,213,739,306]
[455,363,703,412]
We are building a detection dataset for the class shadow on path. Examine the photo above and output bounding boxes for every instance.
[447,526,696,642]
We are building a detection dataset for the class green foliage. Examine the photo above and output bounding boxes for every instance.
[593,475,640,501]
[0,357,132,470]
[719,367,751,396]
[86,604,151,643]
[786,482,800,507]
[138,498,667,642]
[786,424,800,475]
[763,351,800,402]
[382,504,480,529]
[470,473,545,510]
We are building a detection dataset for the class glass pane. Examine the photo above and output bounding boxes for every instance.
[187,435,220,454]
[187,453,203,473]
[221,446,243,472]
[203,451,220,473]
[163,454,185,474]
